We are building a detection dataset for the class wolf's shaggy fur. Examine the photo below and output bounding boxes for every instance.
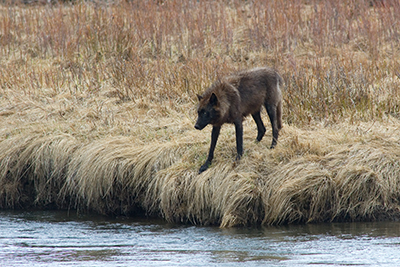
[195,67,283,173]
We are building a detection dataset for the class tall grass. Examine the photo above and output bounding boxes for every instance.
[0,0,400,226]
[1,0,399,125]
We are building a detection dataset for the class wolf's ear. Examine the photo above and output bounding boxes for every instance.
[209,93,218,106]
[197,94,203,101]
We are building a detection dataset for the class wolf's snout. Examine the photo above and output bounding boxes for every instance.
[195,121,205,130]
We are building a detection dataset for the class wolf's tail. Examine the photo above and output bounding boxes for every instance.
[277,72,284,87]
[276,72,283,130]
[277,100,282,130]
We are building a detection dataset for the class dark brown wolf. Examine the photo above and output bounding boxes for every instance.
[195,67,283,173]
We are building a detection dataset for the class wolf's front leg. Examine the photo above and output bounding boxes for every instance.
[234,121,243,160]
[199,126,221,173]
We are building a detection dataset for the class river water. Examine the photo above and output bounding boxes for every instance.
[0,211,399,266]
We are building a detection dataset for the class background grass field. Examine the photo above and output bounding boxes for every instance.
[1,0,400,227]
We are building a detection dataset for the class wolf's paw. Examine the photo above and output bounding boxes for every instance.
[198,162,210,174]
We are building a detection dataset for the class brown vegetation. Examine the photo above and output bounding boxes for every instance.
[0,0,400,227]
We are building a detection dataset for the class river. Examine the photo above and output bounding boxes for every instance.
[0,210,399,266]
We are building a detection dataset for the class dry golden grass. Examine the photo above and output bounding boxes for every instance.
[1,0,400,226]
[1,120,400,227]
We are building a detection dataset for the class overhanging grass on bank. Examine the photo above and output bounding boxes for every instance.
[1,121,400,227]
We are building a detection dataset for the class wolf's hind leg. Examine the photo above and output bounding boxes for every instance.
[265,104,279,149]
[252,111,266,142]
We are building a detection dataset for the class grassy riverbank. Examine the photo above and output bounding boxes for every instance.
[1,0,400,226]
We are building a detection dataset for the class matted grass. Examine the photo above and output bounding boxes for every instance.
[1,120,400,227]
[1,0,400,226]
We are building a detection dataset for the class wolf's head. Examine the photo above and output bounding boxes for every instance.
[194,93,219,130]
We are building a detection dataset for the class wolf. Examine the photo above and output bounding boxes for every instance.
[194,67,283,173]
